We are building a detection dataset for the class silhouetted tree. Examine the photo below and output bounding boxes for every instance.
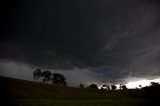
[52,73,67,86]
[142,82,160,97]
[119,84,122,90]
[33,69,67,86]
[88,84,98,89]
[102,84,107,88]
[100,87,104,90]
[101,84,108,89]
[150,82,160,87]
[79,84,84,88]
[111,85,117,90]
[149,82,160,91]
[122,85,127,90]
[33,68,42,80]
[102,84,107,87]
[41,71,52,83]
[107,85,111,90]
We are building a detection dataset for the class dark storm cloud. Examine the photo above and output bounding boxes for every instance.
[1,0,160,84]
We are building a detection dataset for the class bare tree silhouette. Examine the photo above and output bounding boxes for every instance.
[33,68,42,80]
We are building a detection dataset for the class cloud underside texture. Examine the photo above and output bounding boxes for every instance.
[1,0,160,84]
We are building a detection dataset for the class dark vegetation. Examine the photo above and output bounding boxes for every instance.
[33,68,67,86]
[0,69,160,106]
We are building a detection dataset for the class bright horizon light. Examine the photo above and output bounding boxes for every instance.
[125,78,160,89]
[99,78,160,89]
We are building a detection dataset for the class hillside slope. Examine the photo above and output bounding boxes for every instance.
[0,76,159,106]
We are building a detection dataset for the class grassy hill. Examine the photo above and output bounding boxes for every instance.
[0,76,159,106]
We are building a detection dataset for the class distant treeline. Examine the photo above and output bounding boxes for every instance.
[33,68,160,95]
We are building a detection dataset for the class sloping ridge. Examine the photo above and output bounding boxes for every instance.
[0,76,108,99]
[0,76,159,106]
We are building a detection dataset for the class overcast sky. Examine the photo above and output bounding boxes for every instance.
[1,0,160,86]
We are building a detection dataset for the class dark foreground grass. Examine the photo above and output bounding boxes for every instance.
[11,98,155,106]
[0,76,159,106]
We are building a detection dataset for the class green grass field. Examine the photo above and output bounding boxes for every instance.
[0,76,159,106]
